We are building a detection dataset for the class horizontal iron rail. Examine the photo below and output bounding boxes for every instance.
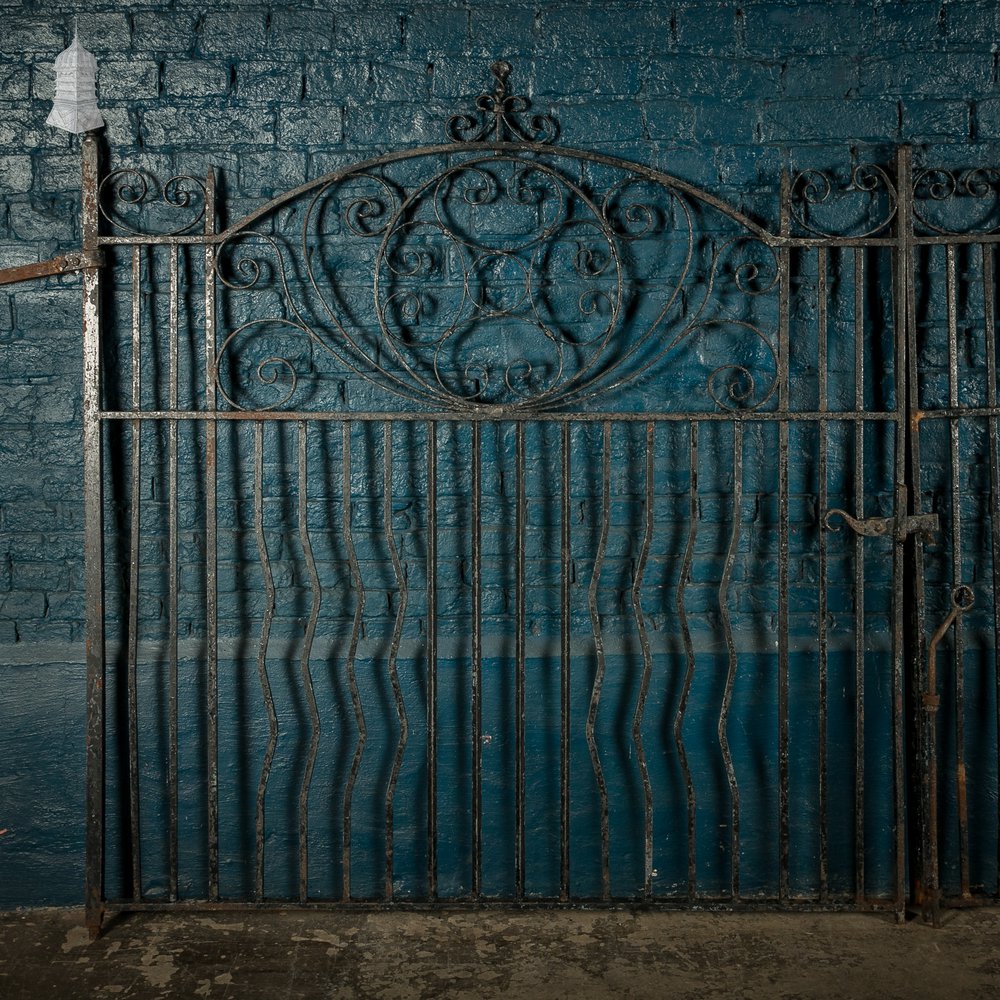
[96,408,903,422]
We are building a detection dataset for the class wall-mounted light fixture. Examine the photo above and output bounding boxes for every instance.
[46,27,104,135]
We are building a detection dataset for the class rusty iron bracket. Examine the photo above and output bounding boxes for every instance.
[824,508,940,543]
[0,249,104,287]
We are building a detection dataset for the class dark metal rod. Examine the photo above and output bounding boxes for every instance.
[384,422,410,900]
[253,422,278,903]
[853,247,866,904]
[97,408,908,425]
[984,243,1000,899]
[298,421,321,905]
[895,144,914,917]
[777,178,791,904]
[559,422,572,901]
[342,422,367,901]
[426,422,439,899]
[167,244,179,903]
[587,422,612,901]
[515,421,527,900]
[945,245,971,898]
[817,247,829,902]
[675,422,699,899]
[82,131,106,938]
[203,169,220,903]
[631,422,655,898]
[127,246,142,901]
[720,422,743,901]
[778,417,790,903]
[470,421,483,899]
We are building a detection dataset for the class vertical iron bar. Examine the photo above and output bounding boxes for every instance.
[342,421,366,901]
[127,245,142,901]
[631,422,655,898]
[559,422,571,901]
[167,243,179,903]
[817,244,830,902]
[515,421,526,900]
[720,422,743,901]
[777,173,791,902]
[945,245,971,898]
[897,144,917,920]
[586,422,612,900]
[471,421,482,899]
[384,422,409,900]
[82,132,105,938]
[675,422,699,899]
[853,246,867,904]
[253,422,277,903]
[983,243,1000,900]
[203,169,220,903]
[426,422,438,899]
[298,421,321,905]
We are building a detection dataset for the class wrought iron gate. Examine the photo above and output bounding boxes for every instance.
[78,66,1000,935]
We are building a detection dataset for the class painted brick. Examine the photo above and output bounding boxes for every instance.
[0,156,32,195]
[941,0,1000,48]
[7,202,76,243]
[131,11,200,53]
[165,60,231,98]
[859,52,993,98]
[278,106,344,147]
[405,5,470,55]
[269,9,337,51]
[902,100,971,141]
[0,63,30,101]
[97,59,161,101]
[873,0,945,48]
[234,61,304,103]
[743,3,869,56]
[334,9,402,53]
[198,10,269,56]
[345,102,452,147]
[538,4,671,57]
[644,56,781,100]
[532,57,642,99]
[674,3,742,56]
[0,18,65,55]
[305,61,371,102]
[369,61,429,103]
[759,98,899,143]
[141,106,277,148]
[468,6,538,57]
[780,57,860,99]
[75,11,132,53]
[973,99,1000,140]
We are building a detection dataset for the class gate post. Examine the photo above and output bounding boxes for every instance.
[81,130,106,940]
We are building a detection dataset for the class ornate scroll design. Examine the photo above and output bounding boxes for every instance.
[212,63,782,415]
[213,153,782,414]
[446,60,558,144]
[913,167,1000,235]
[789,163,897,238]
[99,168,206,236]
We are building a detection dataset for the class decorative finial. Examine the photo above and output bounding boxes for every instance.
[446,61,557,144]
[46,24,104,134]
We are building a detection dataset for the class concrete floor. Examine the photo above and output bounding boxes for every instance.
[1,906,999,999]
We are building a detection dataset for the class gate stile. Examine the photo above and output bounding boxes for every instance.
[77,64,1000,936]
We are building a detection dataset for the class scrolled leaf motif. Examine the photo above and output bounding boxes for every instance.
[99,168,207,236]
[913,166,1000,235]
[445,61,558,145]
[215,318,313,412]
[790,163,897,238]
[688,319,779,413]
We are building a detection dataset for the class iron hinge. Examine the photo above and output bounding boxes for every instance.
[824,509,940,543]
[0,249,104,287]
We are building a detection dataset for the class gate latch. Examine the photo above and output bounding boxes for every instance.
[824,509,940,544]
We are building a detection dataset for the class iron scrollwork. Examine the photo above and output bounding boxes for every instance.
[211,63,782,415]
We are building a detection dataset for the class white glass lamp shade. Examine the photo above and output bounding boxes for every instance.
[46,32,104,134]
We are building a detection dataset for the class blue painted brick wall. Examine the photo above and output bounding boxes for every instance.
[2,0,999,906]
